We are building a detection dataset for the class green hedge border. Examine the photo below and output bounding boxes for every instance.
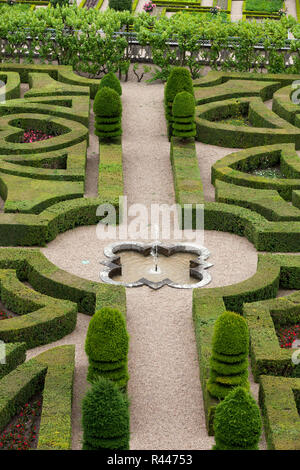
[259,375,300,450]
[244,289,300,381]
[0,344,75,450]
[0,341,26,380]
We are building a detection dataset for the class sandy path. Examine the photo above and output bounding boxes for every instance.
[231,1,243,21]
[41,81,260,450]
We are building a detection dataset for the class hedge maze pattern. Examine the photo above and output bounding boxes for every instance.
[0,64,125,450]
[171,71,300,448]
[0,65,300,450]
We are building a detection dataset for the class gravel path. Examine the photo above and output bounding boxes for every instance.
[41,81,260,450]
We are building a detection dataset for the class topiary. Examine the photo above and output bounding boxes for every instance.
[99,72,122,96]
[82,377,130,450]
[85,307,129,389]
[172,91,196,139]
[207,311,249,399]
[213,387,262,450]
[109,0,132,11]
[93,87,122,140]
[164,67,194,139]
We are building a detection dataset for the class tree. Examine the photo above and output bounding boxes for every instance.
[172,91,196,139]
[85,307,129,389]
[93,87,122,140]
[207,311,249,399]
[82,377,130,450]
[213,387,262,450]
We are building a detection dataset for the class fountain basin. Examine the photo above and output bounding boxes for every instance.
[100,242,213,290]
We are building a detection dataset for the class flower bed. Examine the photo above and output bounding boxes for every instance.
[0,311,12,320]
[277,324,300,348]
[21,130,56,143]
[0,395,42,450]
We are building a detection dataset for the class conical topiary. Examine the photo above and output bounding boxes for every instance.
[207,311,249,399]
[82,377,130,450]
[93,87,122,140]
[85,307,129,389]
[164,67,194,139]
[99,72,122,96]
[172,91,196,139]
[213,387,262,450]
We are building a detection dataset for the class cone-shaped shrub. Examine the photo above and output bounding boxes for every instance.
[82,377,130,450]
[172,91,196,139]
[109,0,132,11]
[99,72,122,96]
[207,311,249,399]
[213,387,262,450]
[164,67,194,138]
[85,307,129,389]
[93,87,122,140]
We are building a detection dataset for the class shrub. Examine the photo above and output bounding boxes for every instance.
[213,387,262,450]
[81,377,130,450]
[207,311,249,399]
[99,72,122,96]
[164,67,194,138]
[93,87,122,140]
[172,91,196,139]
[108,0,132,11]
[85,307,129,389]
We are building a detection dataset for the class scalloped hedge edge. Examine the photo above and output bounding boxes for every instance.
[259,375,300,450]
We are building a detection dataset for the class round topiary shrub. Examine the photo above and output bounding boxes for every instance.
[99,72,122,96]
[109,0,132,11]
[85,307,129,388]
[207,311,249,399]
[82,377,130,450]
[172,91,196,139]
[93,87,122,140]
[213,387,262,450]
[164,67,194,139]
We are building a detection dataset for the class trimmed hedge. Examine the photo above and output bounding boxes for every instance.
[85,307,129,389]
[0,342,26,380]
[193,253,300,434]
[33,345,75,450]
[196,97,300,149]
[259,375,300,450]
[0,268,77,348]
[244,289,300,381]
[213,387,262,450]
[215,180,300,222]
[0,345,75,450]
[0,360,47,433]
[0,248,126,317]
[82,377,130,450]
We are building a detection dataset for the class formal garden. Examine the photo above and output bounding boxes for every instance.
[0,0,299,453]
